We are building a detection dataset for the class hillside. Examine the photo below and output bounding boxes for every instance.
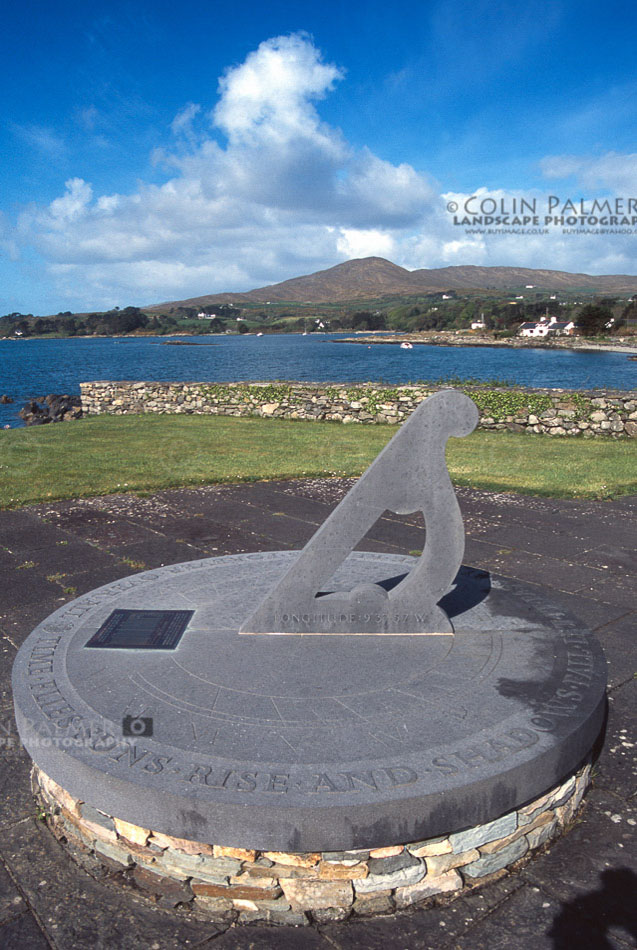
[147,258,637,312]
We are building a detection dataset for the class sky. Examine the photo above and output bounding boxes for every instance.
[2,0,637,314]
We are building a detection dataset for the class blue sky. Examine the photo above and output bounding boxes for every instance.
[2,0,636,313]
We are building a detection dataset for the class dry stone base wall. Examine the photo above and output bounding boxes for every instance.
[38,762,591,926]
[79,381,637,438]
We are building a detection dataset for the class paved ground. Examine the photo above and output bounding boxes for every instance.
[0,481,634,949]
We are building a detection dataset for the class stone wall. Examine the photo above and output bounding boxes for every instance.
[38,763,591,925]
[79,381,637,437]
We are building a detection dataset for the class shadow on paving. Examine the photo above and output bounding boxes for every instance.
[0,481,634,949]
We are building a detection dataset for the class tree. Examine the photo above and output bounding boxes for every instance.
[350,311,386,331]
[621,300,637,330]
[576,304,613,337]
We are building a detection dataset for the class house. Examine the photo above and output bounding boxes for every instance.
[518,317,575,338]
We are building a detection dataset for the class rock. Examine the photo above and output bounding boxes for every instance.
[353,892,394,916]
[150,831,214,855]
[367,850,421,876]
[426,848,479,875]
[0,394,13,403]
[369,844,404,858]
[353,860,425,893]
[526,817,558,849]
[132,865,194,903]
[449,813,517,853]
[192,895,235,918]
[155,850,240,883]
[263,851,320,868]
[311,905,351,923]
[191,880,281,900]
[113,818,150,847]
[407,836,452,858]
[93,838,134,867]
[280,878,353,911]
[462,837,529,878]
[213,845,256,861]
[318,861,369,880]
[394,869,462,907]
[19,393,82,425]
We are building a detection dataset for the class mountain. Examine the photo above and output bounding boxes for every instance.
[147,258,637,311]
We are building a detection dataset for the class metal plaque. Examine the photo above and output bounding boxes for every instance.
[85,609,193,650]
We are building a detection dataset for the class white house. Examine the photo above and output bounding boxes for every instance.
[518,317,575,338]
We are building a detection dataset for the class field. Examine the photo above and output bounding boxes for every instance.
[1,415,635,509]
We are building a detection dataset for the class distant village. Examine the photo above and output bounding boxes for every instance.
[468,314,576,338]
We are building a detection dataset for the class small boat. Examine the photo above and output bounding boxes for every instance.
[400,341,413,350]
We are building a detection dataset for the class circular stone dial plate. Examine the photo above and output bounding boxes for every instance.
[12,553,606,851]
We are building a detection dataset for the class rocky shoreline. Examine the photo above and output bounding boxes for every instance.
[336,332,637,353]
[18,394,83,425]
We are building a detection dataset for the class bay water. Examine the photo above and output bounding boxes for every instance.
[1,333,635,428]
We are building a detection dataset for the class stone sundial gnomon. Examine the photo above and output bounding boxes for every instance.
[241,388,479,635]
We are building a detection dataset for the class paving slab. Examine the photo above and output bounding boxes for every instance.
[588,614,637,688]
[0,909,51,949]
[575,577,637,612]
[106,538,207,568]
[210,924,332,949]
[571,542,637,576]
[0,856,26,922]
[519,791,636,905]
[449,881,633,950]
[219,481,334,523]
[51,565,133,599]
[0,640,17,708]
[593,678,637,798]
[0,599,68,648]
[0,744,35,829]
[0,569,62,612]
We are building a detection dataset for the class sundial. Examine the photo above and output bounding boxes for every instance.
[12,391,606,852]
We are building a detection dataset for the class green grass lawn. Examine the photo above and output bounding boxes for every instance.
[1,414,635,508]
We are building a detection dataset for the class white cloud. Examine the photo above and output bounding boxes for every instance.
[336,228,396,259]
[76,106,99,131]
[213,33,344,150]
[12,123,67,159]
[20,33,439,307]
[48,178,93,222]
[14,36,637,310]
[540,151,637,192]
[170,102,202,138]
